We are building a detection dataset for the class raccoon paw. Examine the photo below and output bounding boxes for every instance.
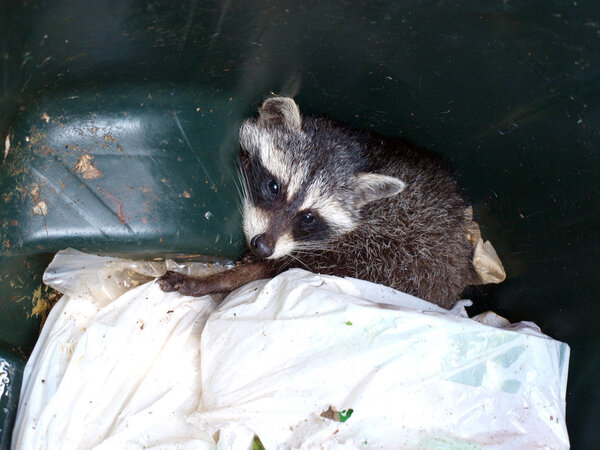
[157,271,187,292]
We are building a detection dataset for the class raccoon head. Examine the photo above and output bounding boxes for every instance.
[238,96,405,260]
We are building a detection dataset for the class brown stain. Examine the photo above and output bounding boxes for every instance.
[28,285,62,328]
[24,182,50,237]
[28,127,46,145]
[73,154,103,179]
[102,133,124,153]
[34,144,54,157]
[30,184,39,200]
[98,187,127,224]
[29,285,47,317]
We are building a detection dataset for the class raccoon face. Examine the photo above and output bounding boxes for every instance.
[238,97,405,260]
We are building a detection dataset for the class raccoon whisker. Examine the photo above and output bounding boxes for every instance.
[288,242,319,250]
[292,251,322,259]
[235,201,244,217]
[235,184,243,202]
[293,247,342,257]
[289,243,327,253]
[292,247,320,253]
[235,165,250,201]
[292,244,330,253]
[233,174,241,193]
[292,242,338,254]
[285,253,313,272]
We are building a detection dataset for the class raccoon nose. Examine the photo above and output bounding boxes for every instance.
[250,234,274,258]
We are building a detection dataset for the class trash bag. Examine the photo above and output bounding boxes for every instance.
[12,250,569,449]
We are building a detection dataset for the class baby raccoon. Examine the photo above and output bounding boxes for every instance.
[159,97,476,308]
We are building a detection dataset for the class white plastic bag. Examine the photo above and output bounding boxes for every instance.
[12,250,570,449]
[196,271,570,449]
[12,250,221,449]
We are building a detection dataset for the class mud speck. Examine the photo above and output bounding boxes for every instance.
[103,134,117,142]
[183,190,191,198]
[73,154,103,179]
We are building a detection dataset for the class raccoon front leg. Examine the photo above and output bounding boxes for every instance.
[157,261,276,297]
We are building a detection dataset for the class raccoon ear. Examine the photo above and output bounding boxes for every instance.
[355,173,406,205]
[258,97,302,131]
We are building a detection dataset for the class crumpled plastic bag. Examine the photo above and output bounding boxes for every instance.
[12,249,570,449]
[12,253,220,449]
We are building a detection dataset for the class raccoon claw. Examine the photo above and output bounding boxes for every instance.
[157,271,187,292]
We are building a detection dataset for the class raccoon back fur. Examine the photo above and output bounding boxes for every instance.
[159,97,475,309]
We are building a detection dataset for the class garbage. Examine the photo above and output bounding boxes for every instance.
[12,249,569,449]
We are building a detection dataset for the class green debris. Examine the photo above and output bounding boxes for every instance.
[339,408,354,422]
[252,436,265,450]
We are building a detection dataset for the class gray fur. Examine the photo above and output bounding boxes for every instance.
[239,97,475,308]
[258,97,302,130]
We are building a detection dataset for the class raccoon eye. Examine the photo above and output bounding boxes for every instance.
[267,180,279,197]
[300,212,315,225]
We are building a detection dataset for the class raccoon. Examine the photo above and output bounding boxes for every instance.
[158,97,476,309]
